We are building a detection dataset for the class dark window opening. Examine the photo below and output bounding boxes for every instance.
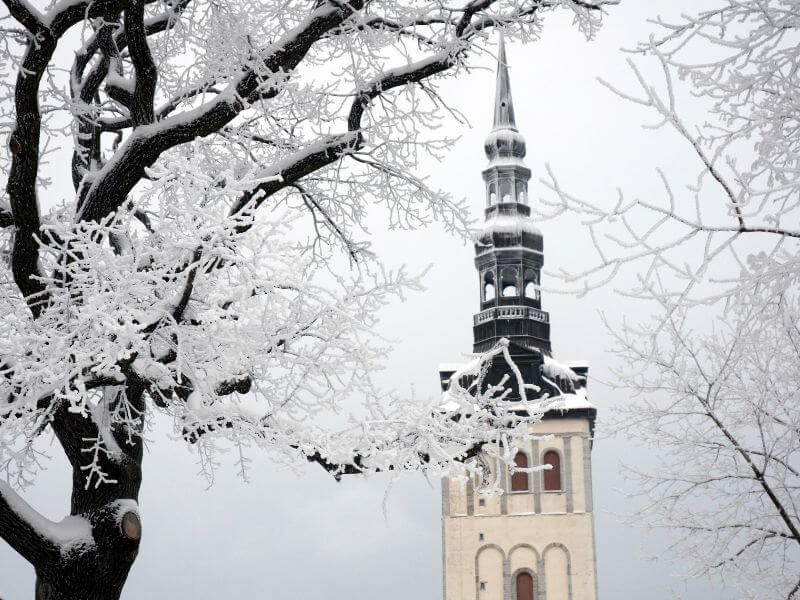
[511,452,529,492]
[501,267,518,297]
[500,180,512,203]
[516,182,527,204]
[483,271,496,302]
[524,268,539,300]
[543,450,562,491]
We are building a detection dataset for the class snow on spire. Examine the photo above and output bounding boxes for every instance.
[484,34,526,163]
[493,33,517,132]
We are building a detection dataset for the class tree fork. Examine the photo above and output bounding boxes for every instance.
[34,503,142,600]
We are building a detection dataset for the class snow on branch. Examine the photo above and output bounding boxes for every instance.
[0,0,617,574]
[0,479,93,564]
[538,43,800,310]
[180,338,554,487]
[610,294,800,596]
[1,0,45,33]
[536,6,800,594]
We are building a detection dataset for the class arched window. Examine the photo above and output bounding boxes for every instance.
[542,450,562,491]
[524,268,539,300]
[483,271,496,302]
[511,452,529,492]
[500,267,518,297]
[500,180,512,203]
[516,182,528,204]
[516,572,535,600]
[488,183,497,205]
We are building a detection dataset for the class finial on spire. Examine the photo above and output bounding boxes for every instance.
[493,33,517,132]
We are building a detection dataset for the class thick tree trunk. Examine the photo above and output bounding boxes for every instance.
[32,497,142,600]
[32,384,146,600]
[34,506,141,600]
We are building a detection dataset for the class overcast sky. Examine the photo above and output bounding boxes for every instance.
[1,0,745,598]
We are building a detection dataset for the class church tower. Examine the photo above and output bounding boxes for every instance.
[439,37,599,600]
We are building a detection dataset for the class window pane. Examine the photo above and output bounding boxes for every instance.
[511,452,529,492]
[543,451,561,491]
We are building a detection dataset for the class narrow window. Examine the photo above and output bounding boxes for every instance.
[543,450,561,491]
[524,268,539,300]
[516,182,528,204]
[483,271,496,302]
[511,452,529,492]
[500,179,512,203]
[501,267,518,297]
[516,572,534,600]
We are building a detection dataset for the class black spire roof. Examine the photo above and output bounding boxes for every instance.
[472,36,551,356]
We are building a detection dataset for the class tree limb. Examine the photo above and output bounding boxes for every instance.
[0,480,58,565]
[77,0,368,224]
[124,0,157,126]
[1,0,45,33]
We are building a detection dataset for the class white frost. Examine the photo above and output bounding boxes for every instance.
[542,355,582,384]
[0,481,95,554]
[479,214,542,237]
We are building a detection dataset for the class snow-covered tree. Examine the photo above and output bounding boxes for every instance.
[0,0,614,596]
[539,1,800,596]
[612,293,800,598]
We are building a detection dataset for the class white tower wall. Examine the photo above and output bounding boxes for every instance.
[442,417,598,600]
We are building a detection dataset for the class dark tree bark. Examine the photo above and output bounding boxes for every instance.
[0,0,612,597]
[34,506,141,600]
[33,383,146,600]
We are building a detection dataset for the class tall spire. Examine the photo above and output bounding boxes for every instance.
[493,33,517,132]
[473,35,550,355]
[484,34,526,165]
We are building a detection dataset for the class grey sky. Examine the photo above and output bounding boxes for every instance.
[1,0,740,598]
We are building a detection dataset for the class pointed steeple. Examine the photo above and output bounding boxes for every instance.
[484,35,526,164]
[493,34,517,132]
